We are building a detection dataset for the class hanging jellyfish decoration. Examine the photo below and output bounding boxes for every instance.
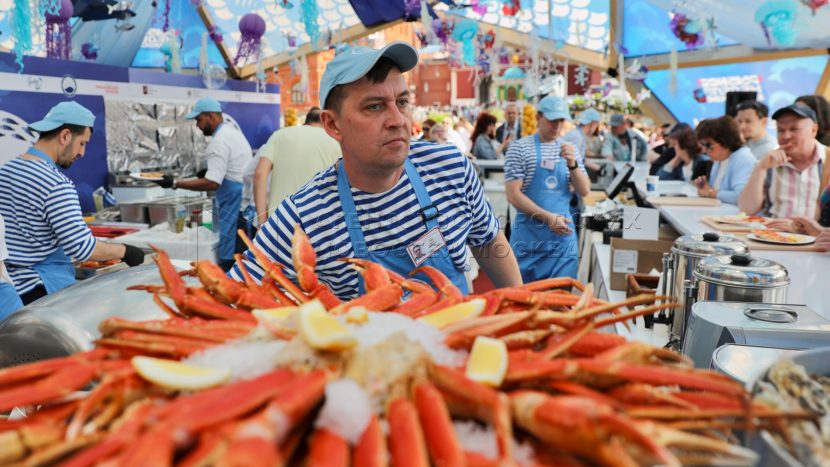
[432,18,454,47]
[45,0,74,60]
[81,42,99,60]
[755,0,799,46]
[11,0,33,72]
[470,0,488,15]
[669,12,705,48]
[233,13,266,67]
[452,19,479,67]
[160,33,182,74]
[501,0,521,16]
[300,0,320,48]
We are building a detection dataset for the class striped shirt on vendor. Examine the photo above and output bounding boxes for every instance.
[764,142,827,218]
[504,135,587,192]
[0,158,97,294]
[230,141,500,300]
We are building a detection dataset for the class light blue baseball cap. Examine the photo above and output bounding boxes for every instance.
[319,41,419,109]
[610,113,626,127]
[30,101,96,132]
[578,108,602,125]
[186,97,223,119]
[536,95,571,121]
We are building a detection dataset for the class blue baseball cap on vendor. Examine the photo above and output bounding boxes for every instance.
[536,95,572,121]
[577,108,601,125]
[319,41,419,111]
[186,97,223,119]
[29,101,96,169]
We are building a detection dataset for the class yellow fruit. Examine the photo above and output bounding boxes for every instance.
[299,300,357,351]
[417,298,486,328]
[132,356,230,391]
[465,336,508,387]
[345,307,369,324]
[253,306,298,322]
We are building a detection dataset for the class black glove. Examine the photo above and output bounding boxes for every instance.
[122,244,145,267]
[196,168,207,178]
[155,175,175,189]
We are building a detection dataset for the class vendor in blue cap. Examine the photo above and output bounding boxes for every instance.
[231,41,521,299]
[505,95,591,281]
[0,101,145,307]
[155,97,253,271]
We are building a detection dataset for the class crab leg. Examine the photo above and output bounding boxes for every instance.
[291,224,341,309]
[520,277,586,292]
[413,382,466,466]
[408,266,463,317]
[510,392,680,467]
[352,415,388,467]
[307,428,349,467]
[387,398,430,467]
[237,228,310,304]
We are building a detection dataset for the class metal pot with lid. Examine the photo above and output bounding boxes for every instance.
[664,232,748,344]
[693,253,789,303]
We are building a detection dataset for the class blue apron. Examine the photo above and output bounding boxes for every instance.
[25,148,77,294]
[509,135,579,281]
[210,124,244,262]
[0,282,23,321]
[337,159,469,296]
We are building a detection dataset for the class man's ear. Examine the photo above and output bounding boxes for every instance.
[59,128,73,146]
[320,110,343,143]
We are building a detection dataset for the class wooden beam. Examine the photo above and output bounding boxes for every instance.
[238,20,403,79]
[815,59,830,100]
[608,0,621,68]
[626,80,675,125]
[481,22,608,70]
[638,45,829,71]
[196,5,240,79]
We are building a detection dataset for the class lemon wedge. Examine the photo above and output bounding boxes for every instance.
[417,298,486,328]
[345,307,369,324]
[132,356,230,391]
[252,306,298,322]
[465,336,508,387]
[299,300,357,351]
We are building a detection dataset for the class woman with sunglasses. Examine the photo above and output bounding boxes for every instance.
[692,116,757,203]
[655,126,711,181]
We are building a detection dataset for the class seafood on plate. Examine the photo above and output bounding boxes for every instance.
[713,213,768,225]
[77,259,121,269]
[754,359,830,467]
[750,229,815,244]
[0,227,807,466]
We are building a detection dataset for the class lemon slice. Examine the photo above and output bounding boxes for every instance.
[252,306,298,322]
[417,298,486,328]
[299,300,357,351]
[132,356,230,390]
[465,336,508,387]
[345,307,369,324]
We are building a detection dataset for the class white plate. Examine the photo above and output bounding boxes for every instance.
[713,215,768,225]
[746,232,816,245]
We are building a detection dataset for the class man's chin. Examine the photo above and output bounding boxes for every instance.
[58,162,72,169]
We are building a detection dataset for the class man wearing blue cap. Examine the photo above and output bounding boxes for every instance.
[232,41,521,299]
[0,101,145,306]
[505,95,591,281]
[156,97,254,271]
[602,113,648,162]
[562,107,603,238]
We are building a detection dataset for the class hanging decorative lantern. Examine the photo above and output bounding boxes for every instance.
[45,0,73,60]
[451,19,479,67]
[233,13,266,66]
[11,0,33,72]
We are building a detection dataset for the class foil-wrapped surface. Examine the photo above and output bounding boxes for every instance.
[105,99,208,176]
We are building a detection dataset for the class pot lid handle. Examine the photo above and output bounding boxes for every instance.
[702,232,720,242]
[730,253,752,266]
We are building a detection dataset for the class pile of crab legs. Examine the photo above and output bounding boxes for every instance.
[0,227,812,466]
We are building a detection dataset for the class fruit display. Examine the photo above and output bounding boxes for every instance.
[521,103,536,137]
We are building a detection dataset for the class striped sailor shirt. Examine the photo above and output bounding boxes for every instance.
[504,134,587,193]
[0,156,97,294]
[230,141,500,300]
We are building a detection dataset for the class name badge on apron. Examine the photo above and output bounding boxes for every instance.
[407,227,447,267]
[541,157,557,170]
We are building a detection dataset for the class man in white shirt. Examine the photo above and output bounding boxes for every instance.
[254,107,341,224]
[735,100,777,160]
[496,103,521,152]
[158,98,254,270]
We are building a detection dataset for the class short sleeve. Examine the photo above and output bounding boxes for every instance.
[203,137,231,184]
[504,140,526,182]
